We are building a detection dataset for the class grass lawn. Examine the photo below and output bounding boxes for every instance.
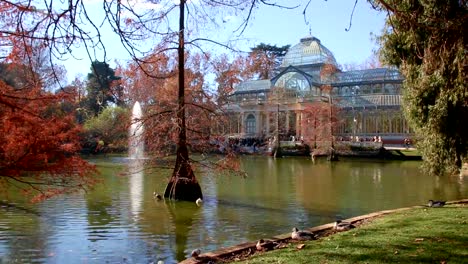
[236,204,467,264]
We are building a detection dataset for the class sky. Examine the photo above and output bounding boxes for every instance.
[62,0,387,82]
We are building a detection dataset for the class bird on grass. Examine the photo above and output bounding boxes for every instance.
[428,200,446,207]
[333,220,355,232]
[291,227,315,240]
[256,239,279,251]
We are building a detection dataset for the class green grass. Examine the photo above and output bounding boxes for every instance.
[237,204,468,263]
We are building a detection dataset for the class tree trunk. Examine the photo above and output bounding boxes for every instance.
[164,0,203,201]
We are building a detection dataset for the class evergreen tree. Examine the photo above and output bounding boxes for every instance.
[250,43,290,79]
[84,61,122,117]
[372,0,467,175]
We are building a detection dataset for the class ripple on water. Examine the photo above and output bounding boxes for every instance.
[1,157,466,263]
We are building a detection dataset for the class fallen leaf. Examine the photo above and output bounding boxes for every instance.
[296,244,306,250]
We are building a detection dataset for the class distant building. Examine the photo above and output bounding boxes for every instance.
[224,36,411,145]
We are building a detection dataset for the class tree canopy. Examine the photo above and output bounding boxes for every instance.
[250,43,290,79]
[0,73,96,202]
[372,0,468,175]
[0,0,301,201]
[84,61,123,117]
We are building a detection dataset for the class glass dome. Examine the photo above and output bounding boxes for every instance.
[281,36,338,68]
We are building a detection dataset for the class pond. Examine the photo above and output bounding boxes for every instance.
[0,156,467,263]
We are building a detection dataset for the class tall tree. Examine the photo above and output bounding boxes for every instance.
[0,0,298,201]
[120,50,220,200]
[250,43,290,79]
[84,61,123,117]
[371,0,468,175]
[301,101,340,151]
[0,33,96,201]
[119,0,297,201]
[0,71,96,202]
[213,54,256,105]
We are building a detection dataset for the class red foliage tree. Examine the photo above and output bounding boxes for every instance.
[300,98,341,154]
[213,54,255,101]
[1,0,301,201]
[0,36,96,201]
[120,49,232,200]
[300,63,342,158]
[0,79,96,202]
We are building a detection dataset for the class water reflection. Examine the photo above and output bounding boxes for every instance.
[0,157,467,263]
[164,202,199,261]
[129,160,144,220]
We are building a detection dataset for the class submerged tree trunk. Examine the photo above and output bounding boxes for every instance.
[164,0,203,201]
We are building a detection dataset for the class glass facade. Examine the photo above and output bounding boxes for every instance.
[225,35,411,145]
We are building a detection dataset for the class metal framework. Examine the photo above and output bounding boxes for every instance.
[225,35,410,140]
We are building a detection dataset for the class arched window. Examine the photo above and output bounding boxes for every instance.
[246,114,256,134]
[274,71,311,97]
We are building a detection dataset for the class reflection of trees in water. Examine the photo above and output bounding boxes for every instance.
[432,175,467,201]
[457,174,468,195]
[347,164,382,185]
[331,160,467,211]
[372,167,382,185]
[0,202,49,262]
[1,157,468,263]
[213,158,340,237]
[166,202,200,262]
[85,177,118,242]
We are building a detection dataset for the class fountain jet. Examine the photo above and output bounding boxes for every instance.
[129,101,144,159]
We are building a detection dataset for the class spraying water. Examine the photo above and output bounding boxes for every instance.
[129,101,144,159]
[128,102,144,220]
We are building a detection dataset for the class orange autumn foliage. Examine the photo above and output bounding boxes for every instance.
[213,54,255,102]
[0,77,96,202]
[119,51,245,175]
[119,51,221,155]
